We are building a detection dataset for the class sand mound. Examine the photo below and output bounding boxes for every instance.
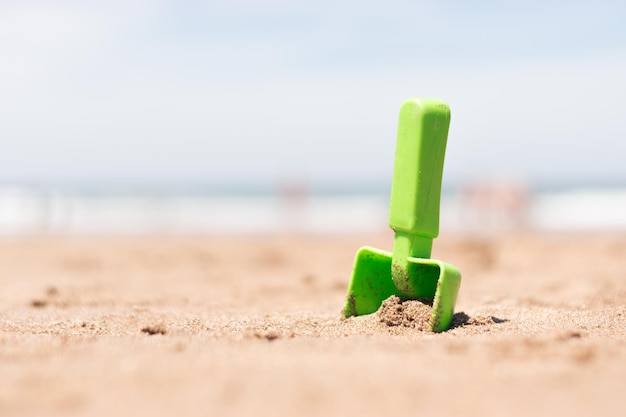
[377,295,433,331]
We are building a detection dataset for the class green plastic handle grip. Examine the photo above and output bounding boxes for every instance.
[389,98,451,239]
[390,98,451,296]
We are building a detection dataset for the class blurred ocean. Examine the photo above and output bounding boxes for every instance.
[0,184,625,235]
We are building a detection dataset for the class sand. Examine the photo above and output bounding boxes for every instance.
[377,296,434,330]
[1,232,626,416]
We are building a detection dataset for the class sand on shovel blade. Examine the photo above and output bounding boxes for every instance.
[377,295,434,331]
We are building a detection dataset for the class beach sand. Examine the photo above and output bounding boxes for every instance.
[1,232,625,416]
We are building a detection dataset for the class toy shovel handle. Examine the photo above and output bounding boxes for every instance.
[389,98,451,239]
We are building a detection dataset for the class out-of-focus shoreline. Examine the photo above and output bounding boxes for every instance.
[2,184,626,235]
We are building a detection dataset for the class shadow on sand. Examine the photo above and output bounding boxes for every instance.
[449,312,508,330]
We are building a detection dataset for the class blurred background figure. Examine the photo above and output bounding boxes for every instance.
[460,179,530,233]
[276,175,309,234]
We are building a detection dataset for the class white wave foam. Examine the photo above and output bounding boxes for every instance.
[1,186,625,235]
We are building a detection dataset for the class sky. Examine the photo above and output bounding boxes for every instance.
[1,0,625,190]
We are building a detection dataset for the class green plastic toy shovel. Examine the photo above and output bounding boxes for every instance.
[342,98,461,332]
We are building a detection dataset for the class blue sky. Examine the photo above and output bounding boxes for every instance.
[1,0,625,189]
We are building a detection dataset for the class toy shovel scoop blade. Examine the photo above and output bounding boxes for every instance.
[342,246,461,332]
[342,98,462,332]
